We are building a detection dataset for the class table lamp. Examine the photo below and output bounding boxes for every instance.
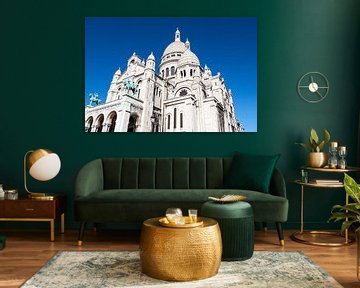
[24,149,61,199]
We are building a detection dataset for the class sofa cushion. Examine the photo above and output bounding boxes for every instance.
[75,188,288,222]
[223,153,280,193]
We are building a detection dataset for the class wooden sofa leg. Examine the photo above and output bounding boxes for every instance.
[276,222,285,246]
[78,222,86,246]
[262,222,268,232]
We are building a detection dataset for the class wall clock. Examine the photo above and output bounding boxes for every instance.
[297,72,329,103]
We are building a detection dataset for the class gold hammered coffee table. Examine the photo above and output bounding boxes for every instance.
[139,217,222,281]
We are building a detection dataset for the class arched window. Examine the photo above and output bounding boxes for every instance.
[127,115,137,132]
[136,81,142,96]
[171,66,175,75]
[167,115,171,130]
[183,70,186,77]
[166,67,169,77]
[180,113,183,128]
[190,69,193,77]
[162,70,164,78]
[151,114,159,132]
[95,115,104,132]
[85,117,93,132]
[180,71,183,78]
[108,112,117,132]
[174,108,177,129]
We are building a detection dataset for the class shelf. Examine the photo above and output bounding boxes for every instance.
[301,166,360,173]
[294,179,344,188]
[292,166,356,247]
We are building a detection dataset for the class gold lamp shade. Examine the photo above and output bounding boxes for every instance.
[24,149,61,199]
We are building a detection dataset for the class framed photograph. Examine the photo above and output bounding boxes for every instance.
[85,17,257,132]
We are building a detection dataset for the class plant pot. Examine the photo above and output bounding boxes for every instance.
[307,152,328,168]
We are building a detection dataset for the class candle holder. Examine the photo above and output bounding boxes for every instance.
[328,142,338,169]
[337,146,347,169]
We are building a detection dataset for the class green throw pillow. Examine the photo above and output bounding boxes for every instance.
[223,153,280,193]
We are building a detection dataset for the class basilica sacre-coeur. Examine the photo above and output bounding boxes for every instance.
[85,29,244,132]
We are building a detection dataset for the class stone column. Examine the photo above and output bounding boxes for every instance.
[115,103,131,132]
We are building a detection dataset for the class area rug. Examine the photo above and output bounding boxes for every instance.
[21,251,342,288]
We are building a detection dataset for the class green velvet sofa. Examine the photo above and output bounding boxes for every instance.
[74,157,288,245]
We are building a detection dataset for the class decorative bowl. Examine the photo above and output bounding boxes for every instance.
[208,194,246,203]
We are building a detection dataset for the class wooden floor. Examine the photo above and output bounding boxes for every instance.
[0,228,358,288]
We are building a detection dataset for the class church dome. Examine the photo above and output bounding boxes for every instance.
[161,28,187,58]
[177,48,200,67]
[162,41,186,57]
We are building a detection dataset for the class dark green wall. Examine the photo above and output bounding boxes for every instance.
[1,0,359,230]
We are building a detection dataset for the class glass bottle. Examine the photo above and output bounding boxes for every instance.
[337,146,347,169]
[328,142,338,169]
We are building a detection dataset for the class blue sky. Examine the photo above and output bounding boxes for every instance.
[85,17,257,132]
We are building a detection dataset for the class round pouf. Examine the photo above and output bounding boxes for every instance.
[201,201,254,261]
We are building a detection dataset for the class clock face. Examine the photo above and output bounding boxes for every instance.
[297,72,329,103]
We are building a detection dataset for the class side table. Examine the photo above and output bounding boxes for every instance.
[139,217,222,281]
[0,195,66,241]
[291,166,359,246]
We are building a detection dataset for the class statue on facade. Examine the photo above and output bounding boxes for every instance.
[123,79,138,96]
[88,93,102,107]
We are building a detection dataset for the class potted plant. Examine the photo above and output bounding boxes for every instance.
[329,173,360,279]
[329,173,360,233]
[296,128,330,167]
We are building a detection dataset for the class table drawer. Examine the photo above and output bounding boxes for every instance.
[0,201,55,218]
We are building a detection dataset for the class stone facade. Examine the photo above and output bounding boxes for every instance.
[85,29,244,132]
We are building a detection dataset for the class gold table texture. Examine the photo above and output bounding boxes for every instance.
[139,217,222,281]
[291,166,360,246]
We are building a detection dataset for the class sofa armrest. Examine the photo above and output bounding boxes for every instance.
[269,168,287,198]
[75,159,104,199]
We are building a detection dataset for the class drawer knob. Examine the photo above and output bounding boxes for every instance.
[25,208,35,211]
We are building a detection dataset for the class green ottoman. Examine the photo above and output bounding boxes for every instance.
[201,201,254,261]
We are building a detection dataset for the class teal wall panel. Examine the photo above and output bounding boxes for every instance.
[0,0,359,230]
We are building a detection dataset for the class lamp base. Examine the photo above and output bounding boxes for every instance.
[28,193,55,200]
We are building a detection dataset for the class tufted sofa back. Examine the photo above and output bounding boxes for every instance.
[102,157,233,190]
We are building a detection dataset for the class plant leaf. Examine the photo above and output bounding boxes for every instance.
[344,173,360,204]
[341,220,358,234]
[308,137,316,152]
[329,211,357,221]
[323,129,330,144]
[310,128,319,144]
[318,140,325,152]
[295,142,312,152]
[331,203,360,215]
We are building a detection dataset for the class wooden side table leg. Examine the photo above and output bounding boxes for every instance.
[300,185,304,233]
[345,194,349,243]
[50,220,55,241]
[61,213,65,234]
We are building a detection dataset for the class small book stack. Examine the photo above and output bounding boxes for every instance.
[315,179,341,185]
